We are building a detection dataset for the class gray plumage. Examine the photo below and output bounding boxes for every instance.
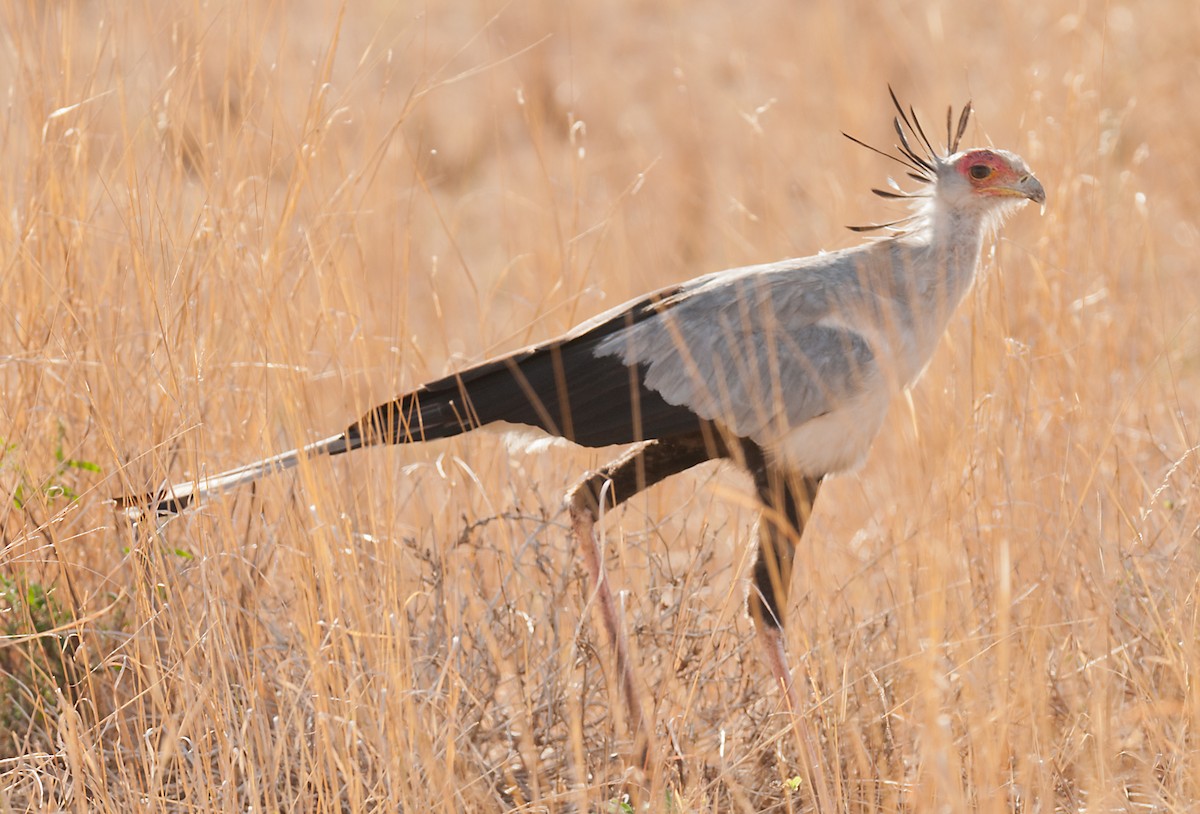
[112,94,1045,771]
[114,128,1043,517]
[595,148,1042,474]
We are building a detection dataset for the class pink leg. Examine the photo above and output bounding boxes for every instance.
[757,612,833,810]
[571,502,648,742]
[758,621,800,711]
[565,435,717,756]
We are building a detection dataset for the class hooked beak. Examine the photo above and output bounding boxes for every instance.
[989,172,1046,214]
[1018,174,1046,207]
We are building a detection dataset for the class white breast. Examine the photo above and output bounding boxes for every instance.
[763,383,890,476]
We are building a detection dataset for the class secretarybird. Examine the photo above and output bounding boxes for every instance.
[115,91,1044,749]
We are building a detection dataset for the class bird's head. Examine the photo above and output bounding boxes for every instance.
[941,148,1046,216]
[845,89,1045,235]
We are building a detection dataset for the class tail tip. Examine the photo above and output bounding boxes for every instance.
[108,491,193,522]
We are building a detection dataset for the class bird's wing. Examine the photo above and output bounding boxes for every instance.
[342,280,717,449]
[595,249,886,444]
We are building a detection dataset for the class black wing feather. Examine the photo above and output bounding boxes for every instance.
[345,285,709,450]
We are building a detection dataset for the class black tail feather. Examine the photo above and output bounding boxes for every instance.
[346,288,708,450]
[115,283,711,517]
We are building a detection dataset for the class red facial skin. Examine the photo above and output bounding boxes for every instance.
[954,149,1034,199]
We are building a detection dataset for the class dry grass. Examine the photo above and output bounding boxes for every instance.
[1,0,1199,811]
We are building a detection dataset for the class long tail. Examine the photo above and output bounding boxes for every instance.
[113,285,708,519]
[112,433,352,518]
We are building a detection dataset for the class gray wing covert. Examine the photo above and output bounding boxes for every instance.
[594,273,880,442]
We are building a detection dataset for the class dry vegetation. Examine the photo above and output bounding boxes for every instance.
[2,0,1199,811]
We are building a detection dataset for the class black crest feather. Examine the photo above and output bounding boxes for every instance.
[842,87,973,234]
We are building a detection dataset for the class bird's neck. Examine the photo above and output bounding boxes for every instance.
[887,202,988,383]
[918,200,989,307]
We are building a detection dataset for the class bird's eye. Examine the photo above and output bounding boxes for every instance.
[969,164,992,180]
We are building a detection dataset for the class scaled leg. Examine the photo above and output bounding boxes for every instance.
[741,443,829,804]
[566,432,720,744]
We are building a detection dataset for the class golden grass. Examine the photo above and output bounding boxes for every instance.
[2,0,1199,811]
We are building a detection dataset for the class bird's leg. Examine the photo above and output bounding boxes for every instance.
[566,431,719,750]
[745,459,822,697]
[740,444,829,800]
